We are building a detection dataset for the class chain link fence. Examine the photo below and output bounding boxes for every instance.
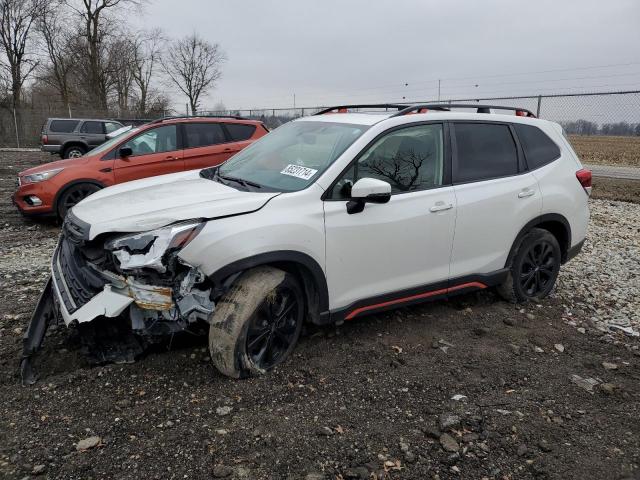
[2,90,639,174]
[202,90,640,133]
[202,90,640,174]
[0,97,154,149]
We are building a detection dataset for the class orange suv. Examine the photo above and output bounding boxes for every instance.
[13,116,268,218]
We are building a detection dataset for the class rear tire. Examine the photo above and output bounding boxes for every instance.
[56,183,101,219]
[63,145,86,159]
[497,228,561,303]
[209,266,304,378]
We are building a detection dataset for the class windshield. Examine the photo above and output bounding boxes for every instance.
[215,121,369,191]
[88,126,141,156]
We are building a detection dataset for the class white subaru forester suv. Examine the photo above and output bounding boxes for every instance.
[21,104,591,382]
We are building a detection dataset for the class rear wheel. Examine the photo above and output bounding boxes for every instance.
[498,228,561,303]
[63,145,86,159]
[56,183,101,219]
[209,266,304,378]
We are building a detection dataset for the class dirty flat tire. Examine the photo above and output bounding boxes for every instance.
[497,228,561,303]
[209,266,304,378]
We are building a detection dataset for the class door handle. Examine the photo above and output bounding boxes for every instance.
[165,156,180,161]
[518,188,535,198]
[429,202,453,212]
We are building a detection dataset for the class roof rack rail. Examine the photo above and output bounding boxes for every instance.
[150,114,252,124]
[390,103,536,118]
[314,104,414,115]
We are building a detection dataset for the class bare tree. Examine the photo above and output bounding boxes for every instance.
[368,149,432,192]
[64,0,143,109]
[131,28,164,116]
[163,33,226,115]
[211,100,227,113]
[110,37,135,113]
[36,0,75,109]
[0,0,44,108]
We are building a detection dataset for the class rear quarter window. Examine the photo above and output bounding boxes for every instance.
[224,123,256,141]
[453,123,518,183]
[48,120,79,133]
[184,123,226,148]
[514,124,561,170]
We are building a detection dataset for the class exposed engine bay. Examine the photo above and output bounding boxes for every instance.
[21,213,216,385]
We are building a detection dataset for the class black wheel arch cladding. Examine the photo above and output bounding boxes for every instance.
[209,251,330,322]
[507,213,572,266]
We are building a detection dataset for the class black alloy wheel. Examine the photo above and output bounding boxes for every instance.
[57,183,101,218]
[245,285,302,370]
[497,227,562,303]
[519,240,558,297]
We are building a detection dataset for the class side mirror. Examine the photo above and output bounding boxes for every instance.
[347,178,391,214]
[119,146,133,158]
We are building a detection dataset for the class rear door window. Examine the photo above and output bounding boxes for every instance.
[514,124,561,170]
[184,123,227,148]
[49,120,79,133]
[80,121,105,134]
[453,123,518,183]
[224,123,256,141]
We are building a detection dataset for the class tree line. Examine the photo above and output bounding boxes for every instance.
[561,119,640,136]
[0,0,226,119]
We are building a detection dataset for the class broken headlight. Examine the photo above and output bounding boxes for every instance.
[106,221,204,273]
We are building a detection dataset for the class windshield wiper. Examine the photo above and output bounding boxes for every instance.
[218,174,262,189]
[200,168,263,190]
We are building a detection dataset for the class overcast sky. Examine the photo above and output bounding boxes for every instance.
[135,0,640,111]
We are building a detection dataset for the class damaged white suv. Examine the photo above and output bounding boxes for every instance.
[22,104,591,383]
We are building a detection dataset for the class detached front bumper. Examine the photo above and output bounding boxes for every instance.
[51,240,175,325]
[21,214,215,384]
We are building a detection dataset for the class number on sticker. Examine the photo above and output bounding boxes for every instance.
[280,164,318,181]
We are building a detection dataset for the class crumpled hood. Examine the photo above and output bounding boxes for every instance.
[71,169,280,239]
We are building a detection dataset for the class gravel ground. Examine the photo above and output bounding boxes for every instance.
[1,152,640,480]
[555,199,640,336]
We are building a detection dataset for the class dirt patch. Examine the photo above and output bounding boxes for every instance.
[592,176,640,204]
[1,152,639,480]
[569,135,640,167]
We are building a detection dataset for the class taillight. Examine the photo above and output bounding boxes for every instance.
[576,168,592,196]
[42,134,48,144]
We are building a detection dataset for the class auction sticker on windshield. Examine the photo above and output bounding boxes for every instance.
[280,164,318,180]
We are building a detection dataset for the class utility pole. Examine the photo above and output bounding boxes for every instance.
[293,93,296,110]
[438,79,441,102]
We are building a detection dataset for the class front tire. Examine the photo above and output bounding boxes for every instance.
[497,228,561,303]
[56,183,101,219]
[209,266,304,378]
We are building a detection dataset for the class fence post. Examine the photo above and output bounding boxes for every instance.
[13,108,20,148]
[536,95,542,117]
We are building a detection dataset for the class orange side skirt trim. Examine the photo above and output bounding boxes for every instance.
[345,281,487,320]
